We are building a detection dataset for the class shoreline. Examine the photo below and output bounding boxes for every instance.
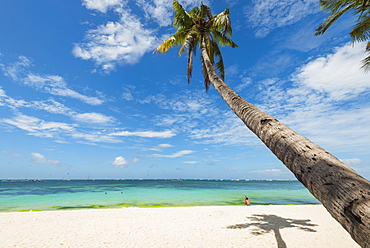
[0,205,360,247]
[1,203,323,213]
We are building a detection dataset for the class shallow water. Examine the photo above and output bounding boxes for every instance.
[0,180,320,212]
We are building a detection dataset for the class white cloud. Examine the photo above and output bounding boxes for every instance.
[30,99,75,115]
[76,0,207,72]
[1,56,104,105]
[235,77,252,92]
[110,130,176,138]
[340,158,370,173]
[0,113,122,144]
[24,74,104,105]
[72,112,115,124]
[2,114,75,138]
[158,143,173,148]
[1,56,32,81]
[82,0,124,13]
[122,85,135,101]
[253,43,370,153]
[136,0,174,27]
[112,156,128,167]
[71,132,121,143]
[340,158,368,166]
[73,9,158,72]
[189,112,257,146]
[249,168,290,175]
[145,143,174,151]
[0,87,77,116]
[30,152,61,166]
[136,0,205,27]
[153,150,195,158]
[183,161,198,164]
[246,0,319,37]
[293,42,369,101]
[145,91,258,146]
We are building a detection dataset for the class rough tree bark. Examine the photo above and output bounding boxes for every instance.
[200,40,370,247]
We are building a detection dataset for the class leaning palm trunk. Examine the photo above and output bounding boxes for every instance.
[201,39,370,247]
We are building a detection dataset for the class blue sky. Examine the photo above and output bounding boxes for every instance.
[0,0,369,180]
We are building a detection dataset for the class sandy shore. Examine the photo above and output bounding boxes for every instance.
[0,205,360,247]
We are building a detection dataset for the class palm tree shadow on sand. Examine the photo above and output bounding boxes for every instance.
[227,214,318,248]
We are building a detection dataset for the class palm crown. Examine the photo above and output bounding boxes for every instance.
[155,0,238,90]
[315,0,370,71]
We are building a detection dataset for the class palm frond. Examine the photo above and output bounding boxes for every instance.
[200,51,212,91]
[156,0,238,90]
[179,28,199,55]
[350,14,370,42]
[200,3,213,20]
[211,40,225,81]
[211,30,238,47]
[315,2,357,35]
[359,0,370,11]
[319,0,355,13]
[213,8,232,37]
[360,52,370,71]
[154,36,176,53]
[361,41,370,71]
[173,0,192,28]
[187,40,197,84]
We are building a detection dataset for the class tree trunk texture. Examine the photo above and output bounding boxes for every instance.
[200,40,370,247]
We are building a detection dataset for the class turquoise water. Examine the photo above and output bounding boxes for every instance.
[0,180,320,212]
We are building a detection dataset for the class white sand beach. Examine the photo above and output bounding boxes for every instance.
[0,205,360,247]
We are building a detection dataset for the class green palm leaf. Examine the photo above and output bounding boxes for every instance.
[316,0,370,70]
[350,13,370,41]
[315,2,357,35]
[155,0,237,89]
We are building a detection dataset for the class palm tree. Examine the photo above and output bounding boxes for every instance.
[155,1,370,247]
[315,0,370,71]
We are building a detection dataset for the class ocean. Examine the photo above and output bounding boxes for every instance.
[0,179,320,212]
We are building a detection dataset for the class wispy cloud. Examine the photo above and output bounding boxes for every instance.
[121,85,135,101]
[24,74,104,105]
[136,0,205,27]
[72,112,115,124]
[1,56,32,81]
[29,99,76,115]
[2,114,75,138]
[189,112,257,146]
[30,152,65,166]
[71,132,121,143]
[153,149,195,158]
[110,130,176,138]
[1,56,104,105]
[341,158,369,166]
[158,143,173,148]
[0,87,75,115]
[245,0,319,37]
[81,0,124,13]
[144,90,258,146]
[1,87,117,128]
[183,161,198,164]
[248,168,291,177]
[0,112,122,144]
[145,143,174,151]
